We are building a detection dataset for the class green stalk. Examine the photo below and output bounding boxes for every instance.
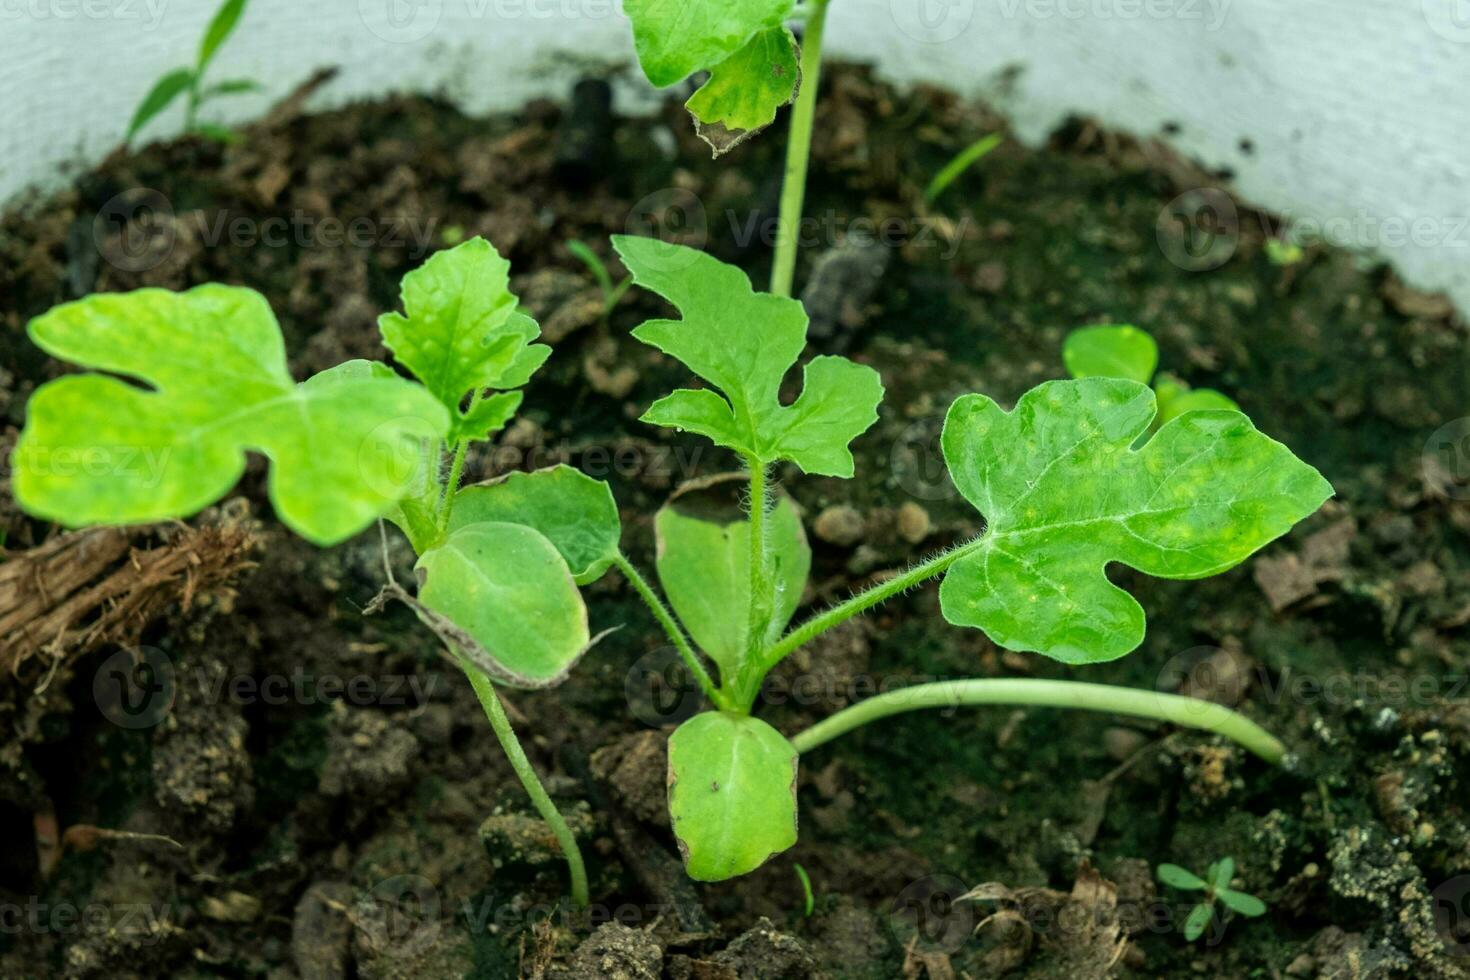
[790,679,1286,765]
[435,393,479,533]
[758,537,985,675]
[769,0,832,297]
[460,660,590,907]
[732,457,776,709]
[613,553,731,711]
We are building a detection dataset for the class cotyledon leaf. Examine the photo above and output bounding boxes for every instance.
[654,474,810,680]
[938,378,1333,664]
[686,27,800,156]
[378,237,550,436]
[613,236,883,477]
[1062,324,1158,385]
[623,0,795,88]
[13,286,449,546]
[416,522,591,687]
[667,711,798,881]
[1154,375,1241,428]
[449,465,621,586]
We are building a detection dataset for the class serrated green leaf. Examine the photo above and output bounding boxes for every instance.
[416,522,590,687]
[668,712,798,881]
[127,68,194,139]
[14,286,449,545]
[379,237,550,435]
[1216,888,1266,917]
[452,391,523,444]
[655,475,810,680]
[1154,374,1241,427]
[686,28,799,156]
[938,379,1333,664]
[1063,324,1159,385]
[450,465,621,586]
[198,0,248,71]
[623,0,796,87]
[1157,864,1208,891]
[1184,902,1213,942]
[613,236,883,477]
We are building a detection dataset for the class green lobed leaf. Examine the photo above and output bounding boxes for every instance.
[450,465,622,586]
[452,391,524,444]
[686,28,800,156]
[623,0,796,88]
[654,475,810,680]
[667,711,798,881]
[198,0,249,71]
[613,236,884,477]
[938,379,1333,664]
[379,237,550,436]
[1063,324,1159,385]
[1184,903,1214,942]
[127,68,195,139]
[14,286,449,546]
[416,522,590,687]
[1157,864,1208,891]
[1216,888,1267,917]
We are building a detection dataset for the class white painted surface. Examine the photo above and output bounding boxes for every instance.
[1,0,1466,311]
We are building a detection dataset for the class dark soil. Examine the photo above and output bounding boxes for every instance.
[2,64,1469,979]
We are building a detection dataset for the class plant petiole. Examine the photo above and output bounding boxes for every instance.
[790,678,1287,764]
[460,658,590,907]
[614,552,731,711]
[769,0,832,297]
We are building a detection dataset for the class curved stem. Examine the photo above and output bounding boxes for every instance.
[613,553,730,711]
[460,661,590,907]
[769,0,831,297]
[760,537,985,674]
[789,679,1286,765]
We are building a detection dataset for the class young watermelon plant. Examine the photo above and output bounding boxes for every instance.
[610,234,1332,882]
[10,237,621,907]
[1063,323,1241,431]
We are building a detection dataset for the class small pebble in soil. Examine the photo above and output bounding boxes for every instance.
[814,505,866,547]
[897,501,932,544]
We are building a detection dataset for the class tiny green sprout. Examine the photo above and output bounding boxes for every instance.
[1265,238,1305,267]
[794,863,816,917]
[924,132,1004,204]
[1158,858,1268,942]
[1063,323,1241,431]
[567,239,633,323]
[13,237,607,908]
[128,0,261,144]
[611,236,1331,883]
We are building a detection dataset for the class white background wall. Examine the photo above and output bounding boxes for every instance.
[2,0,1467,313]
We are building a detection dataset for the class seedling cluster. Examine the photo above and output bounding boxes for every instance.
[8,0,1334,932]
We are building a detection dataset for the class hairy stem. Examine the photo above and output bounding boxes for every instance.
[769,0,832,297]
[435,392,480,533]
[613,553,729,711]
[731,457,776,709]
[460,661,590,906]
[790,679,1287,765]
[759,537,985,674]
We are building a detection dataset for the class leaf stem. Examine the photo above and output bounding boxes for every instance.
[769,0,832,297]
[436,392,480,533]
[759,536,986,674]
[614,553,730,711]
[789,679,1287,765]
[459,660,590,907]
